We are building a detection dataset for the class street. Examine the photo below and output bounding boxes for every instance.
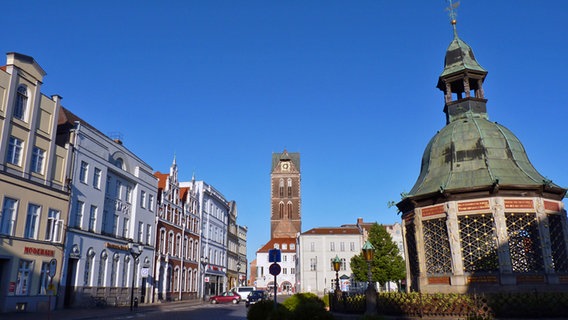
[91,302,247,320]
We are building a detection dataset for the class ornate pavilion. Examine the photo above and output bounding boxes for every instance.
[396,19,568,293]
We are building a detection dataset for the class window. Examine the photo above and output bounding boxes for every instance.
[140,191,146,208]
[116,181,122,199]
[122,217,129,238]
[283,268,287,274]
[121,256,129,287]
[93,168,102,189]
[291,267,295,274]
[279,179,284,198]
[31,147,45,174]
[24,204,41,239]
[45,209,62,242]
[310,242,315,252]
[79,161,89,183]
[75,201,84,229]
[340,242,345,252]
[160,229,166,254]
[146,224,152,245]
[16,259,33,295]
[138,222,144,243]
[102,210,108,233]
[176,234,181,256]
[290,243,295,250]
[7,136,23,166]
[112,214,119,236]
[97,251,108,287]
[286,202,292,219]
[84,249,95,286]
[287,178,292,197]
[106,176,111,194]
[126,186,132,203]
[310,258,317,271]
[149,195,154,212]
[14,85,28,121]
[89,205,97,232]
[341,258,347,271]
[1,197,18,235]
[330,242,335,252]
[350,242,355,251]
[282,243,287,250]
[39,262,49,294]
[111,254,119,287]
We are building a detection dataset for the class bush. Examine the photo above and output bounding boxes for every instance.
[247,300,290,320]
[282,293,334,320]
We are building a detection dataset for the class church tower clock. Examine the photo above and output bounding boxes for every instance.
[270,150,301,239]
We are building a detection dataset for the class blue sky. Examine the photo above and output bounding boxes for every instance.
[4,1,567,266]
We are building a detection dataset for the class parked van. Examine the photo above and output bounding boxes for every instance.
[232,286,255,299]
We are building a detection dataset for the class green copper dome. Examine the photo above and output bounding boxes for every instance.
[409,115,554,196]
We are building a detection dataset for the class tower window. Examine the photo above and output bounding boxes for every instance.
[287,179,292,198]
[14,85,28,121]
[279,179,284,198]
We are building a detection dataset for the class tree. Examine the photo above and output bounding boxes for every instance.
[350,223,406,287]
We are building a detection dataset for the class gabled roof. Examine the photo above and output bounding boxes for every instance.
[153,171,169,190]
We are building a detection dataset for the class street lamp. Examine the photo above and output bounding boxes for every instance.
[332,255,341,295]
[236,261,241,288]
[128,242,143,311]
[362,240,376,315]
[201,256,209,300]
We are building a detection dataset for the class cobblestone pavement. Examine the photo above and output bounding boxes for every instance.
[1,299,204,320]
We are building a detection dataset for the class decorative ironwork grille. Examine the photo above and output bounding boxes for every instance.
[548,214,568,272]
[505,212,544,272]
[423,218,452,275]
[405,221,419,291]
[458,214,499,272]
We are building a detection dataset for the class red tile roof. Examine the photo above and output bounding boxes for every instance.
[257,238,297,253]
[302,227,361,235]
[153,171,168,189]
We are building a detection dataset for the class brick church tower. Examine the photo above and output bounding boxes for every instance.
[270,150,301,238]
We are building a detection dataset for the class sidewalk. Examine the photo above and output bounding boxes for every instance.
[2,299,205,320]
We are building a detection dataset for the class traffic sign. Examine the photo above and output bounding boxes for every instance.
[268,249,281,262]
[269,263,281,276]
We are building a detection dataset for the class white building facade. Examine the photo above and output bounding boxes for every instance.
[297,227,363,295]
[60,113,157,307]
[186,180,229,297]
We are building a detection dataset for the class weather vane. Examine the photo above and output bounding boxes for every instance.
[445,0,460,25]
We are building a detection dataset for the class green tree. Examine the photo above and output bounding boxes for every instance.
[350,223,406,287]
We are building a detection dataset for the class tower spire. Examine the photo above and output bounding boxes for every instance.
[446,0,460,37]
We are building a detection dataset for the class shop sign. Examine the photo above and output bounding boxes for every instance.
[24,247,55,257]
[204,276,210,283]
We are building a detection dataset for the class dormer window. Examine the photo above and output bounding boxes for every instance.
[14,85,28,121]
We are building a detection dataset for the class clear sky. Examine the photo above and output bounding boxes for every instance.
[4,1,567,266]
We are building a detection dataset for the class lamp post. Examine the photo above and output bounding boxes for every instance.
[201,256,209,300]
[362,240,377,315]
[236,261,241,288]
[128,242,143,311]
[332,255,341,295]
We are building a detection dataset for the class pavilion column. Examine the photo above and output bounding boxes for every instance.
[414,208,428,291]
[463,77,471,98]
[535,199,555,276]
[492,198,514,284]
[445,202,465,285]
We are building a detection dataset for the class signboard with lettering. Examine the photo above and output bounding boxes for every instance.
[458,200,490,212]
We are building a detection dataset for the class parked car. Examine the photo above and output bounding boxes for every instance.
[209,291,241,304]
[245,290,268,307]
[232,286,255,299]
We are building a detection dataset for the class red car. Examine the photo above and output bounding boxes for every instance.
[209,291,241,304]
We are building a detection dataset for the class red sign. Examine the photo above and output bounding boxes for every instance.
[458,200,490,212]
[24,247,55,257]
[422,205,444,217]
[8,282,15,293]
[504,199,533,209]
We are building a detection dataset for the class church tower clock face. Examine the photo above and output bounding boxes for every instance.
[281,162,290,171]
